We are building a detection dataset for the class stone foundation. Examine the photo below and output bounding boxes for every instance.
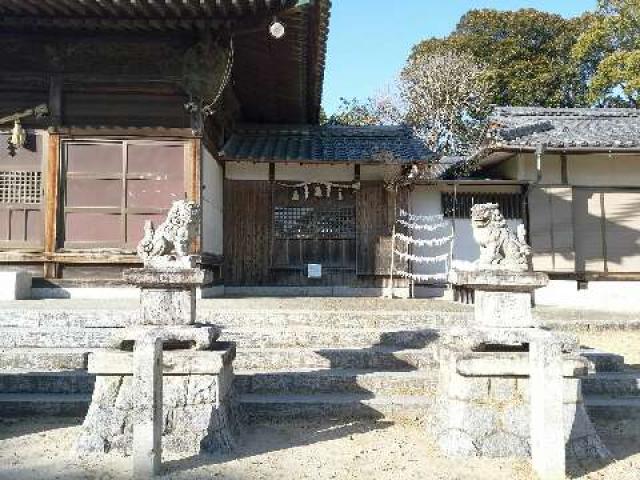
[77,349,236,456]
[433,350,609,460]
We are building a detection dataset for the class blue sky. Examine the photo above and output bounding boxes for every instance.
[322,0,596,114]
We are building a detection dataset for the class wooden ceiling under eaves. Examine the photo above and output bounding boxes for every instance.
[0,0,330,125]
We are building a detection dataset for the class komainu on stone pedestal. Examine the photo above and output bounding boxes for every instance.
[77,200,236,461]
[470,203,531,271]
[137,199,200,267]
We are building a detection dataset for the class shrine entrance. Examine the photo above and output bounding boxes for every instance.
[270,185,357,286]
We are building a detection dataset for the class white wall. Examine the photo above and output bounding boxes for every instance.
[497,152,640,187]
[225,161,269,180]
[409,187,450,278]
[410,185,523,277]
[202,146,223,255]
[568,153,640,186]
[275,164,355,182]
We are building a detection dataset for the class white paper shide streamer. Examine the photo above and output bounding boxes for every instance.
[392,209,454,283]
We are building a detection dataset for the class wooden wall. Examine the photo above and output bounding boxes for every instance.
[223,179,409,287]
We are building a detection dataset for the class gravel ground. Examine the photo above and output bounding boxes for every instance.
[0,417,638,480]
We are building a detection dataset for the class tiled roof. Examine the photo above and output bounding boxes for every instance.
[221,125,434,163]
[0,1,299,26]
[490,107,640,150]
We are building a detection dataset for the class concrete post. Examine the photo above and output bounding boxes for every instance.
[133,335,163,478]
[529,337,565,480]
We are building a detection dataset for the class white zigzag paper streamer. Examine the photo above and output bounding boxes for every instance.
[397,218,450,231]
[398,209,444,223]
[394,270,449,282]
[394,233,453,247]
[394,251,449,264]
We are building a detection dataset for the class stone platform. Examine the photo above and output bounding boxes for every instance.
[0,297,636,425]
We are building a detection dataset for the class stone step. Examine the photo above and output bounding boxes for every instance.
[203,310,470,330]
[0,326,441,350]
[234,347,437,371]
[0,370,95,394]
[0,308,471,330]
[220,327,440,349]
[582,372,640,397]
[0,393,91,417]
[580,349,626,373]
[0,309,135,329]
[0,348,91,370]
[238,393,432,423]
[235,369,438,396]
[585,395,640,421]
[0,328,121,348]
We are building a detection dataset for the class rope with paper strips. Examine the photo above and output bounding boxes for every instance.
[393,208,454,283]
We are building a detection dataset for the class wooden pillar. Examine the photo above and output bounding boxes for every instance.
[44,133,61,278]
[186,138,202,253]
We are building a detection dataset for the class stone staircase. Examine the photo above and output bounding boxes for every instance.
[0,299,637,423]
[581,349,640,422]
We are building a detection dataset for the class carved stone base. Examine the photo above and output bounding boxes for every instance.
[76,348,236,457]
[433,329,610,464]
[123,264,213,326]
[449,269,548,328]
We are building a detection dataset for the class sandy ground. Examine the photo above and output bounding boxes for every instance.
[0,417,638,480]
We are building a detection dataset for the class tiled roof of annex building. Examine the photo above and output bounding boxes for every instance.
[220,125,435,163]
[490,107,640,150]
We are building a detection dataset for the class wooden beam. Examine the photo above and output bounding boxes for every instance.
[186,139,202,253]
[44,133,61,278]
[560,153,568,185]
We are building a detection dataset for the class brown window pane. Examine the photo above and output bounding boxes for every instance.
[0,210,8,240]
[127,144,184,179]
[66,179,122,207]
[126,213,166,247]
[25,209,43,243]
[65,213,121,242]
[126,178,183,209]
[66,143,122,174]
[9,209,26,241]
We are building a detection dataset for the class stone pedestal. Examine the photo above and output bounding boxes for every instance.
[123,265,212,326]
[0,271,32,300]
[448,269,547,328]
[434,328,608,462]
[439,269,610,477]
[77,261,236,466]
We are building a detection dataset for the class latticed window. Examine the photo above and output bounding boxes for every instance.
[0,132,43,247]
[441,192,523,219]
[0,171,42,204]
[274,206,355,239]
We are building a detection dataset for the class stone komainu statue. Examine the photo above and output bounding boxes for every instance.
[470,203,531,271]
[137,200,200,265]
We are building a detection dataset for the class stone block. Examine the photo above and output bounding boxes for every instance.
[448,374,490,402]
[124,267,212,288]
[0,271,32,300]
[480,432,529,457]
[140,288,196,325]
[132,335,163,479]
[448,269,549,291]
[502,404,529,438]
[475,290,537,328]
[108,325,220,352]
[89,348,232,376]
[529,339,565,480]
[438,429,479,457]
[488,378,518,402]
[444,399,498,439]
